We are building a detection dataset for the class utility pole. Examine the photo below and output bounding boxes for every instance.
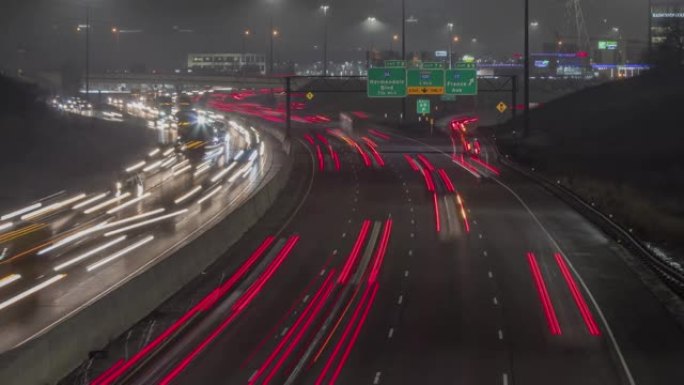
[269,16,274,75]
[85,3,90,99]
[647,0,653,58]
[447,23,454,69]
[401,0,406,123]
[523,0,530,137]
[321,5,330,76]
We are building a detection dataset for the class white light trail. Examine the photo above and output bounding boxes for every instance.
[160,156,177,168]
[0,222,13,232]
[142,161,163,173]
[125,161,146,173]
[106,192,151,215]
[103,209,188,237]
[83,192,131,214]
[53,236,127,271]
[173,165,192,177]
[21,193,87,221]
[210,162,237,183]
[1,203,42,221]
[197,185,223,205]
[37,221,109,256]
[86,236,154,272]
[0,274,66,312]
[148,148,161,157]
[0,274,21,289]
[101,208,165,230]
[193,164,211,178]
[162,148,175,157]
[72,192,109,210]
[174,186,203,205]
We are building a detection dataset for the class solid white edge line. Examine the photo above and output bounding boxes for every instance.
[490,176,636,385]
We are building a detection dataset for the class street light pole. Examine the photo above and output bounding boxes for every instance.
[321,5,330,76]
[523,0,530,137]
[447,23,454,69]
[85,3,90,99]
[401,0,406,123]
[269,15,277,75]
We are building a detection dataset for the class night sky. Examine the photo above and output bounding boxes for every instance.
[0,0,652,72]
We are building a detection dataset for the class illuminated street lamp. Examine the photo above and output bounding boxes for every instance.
[320,5,330,76]
[447,22,454,68]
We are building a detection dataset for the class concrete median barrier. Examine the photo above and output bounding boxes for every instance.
[0,132,294,385]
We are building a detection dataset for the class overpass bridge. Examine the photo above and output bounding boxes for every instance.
[85,73,286,92]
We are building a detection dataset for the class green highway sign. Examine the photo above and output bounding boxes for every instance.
[422,62,444,69]
[417,99,431,115]
[445,62,477,95]
[384,60,406,68]
[368,67,407,98]
[407,69,445,95]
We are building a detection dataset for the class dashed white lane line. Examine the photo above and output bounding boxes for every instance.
[410,219,415,225]
[473,220,478,225]
[409,207,414,212]
[502,373,509,385]
[408,250,413,256]
[342,233,347,238]
[388,328,394,339]
[483,251,488,257]
[498,329,504,340]
[374,371,382,384]
[397,295,404,305]
[348,219,352,223]
[493,297,499,306]
[410,233,415,238]
[281,327,289,336]
[404,270,410,277]
[488,271,493,279]
[478,233,483,239]
[333,249,338,255]
[320,269,326,276]
[303,294,310,303]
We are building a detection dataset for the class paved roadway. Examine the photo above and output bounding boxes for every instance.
[0,109,279,352]
[81,119,684,385]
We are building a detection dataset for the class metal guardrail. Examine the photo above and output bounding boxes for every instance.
[498,155,684,297]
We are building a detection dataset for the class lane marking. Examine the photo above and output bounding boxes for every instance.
[488,271,493,279]
[404,270,410,277]
[493,297,499,306]
[397,295,403,305]
[374,371,382,385]
[498,329,504,340]
[387,328,394,339]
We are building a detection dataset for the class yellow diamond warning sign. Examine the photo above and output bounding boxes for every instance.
[496,101,508,113]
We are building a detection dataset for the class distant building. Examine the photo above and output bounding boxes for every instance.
[650,0,684,46]
[187,53,266,75]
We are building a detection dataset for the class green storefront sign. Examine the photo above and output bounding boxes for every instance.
[367,68,407,98]
[445,62,478,95]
